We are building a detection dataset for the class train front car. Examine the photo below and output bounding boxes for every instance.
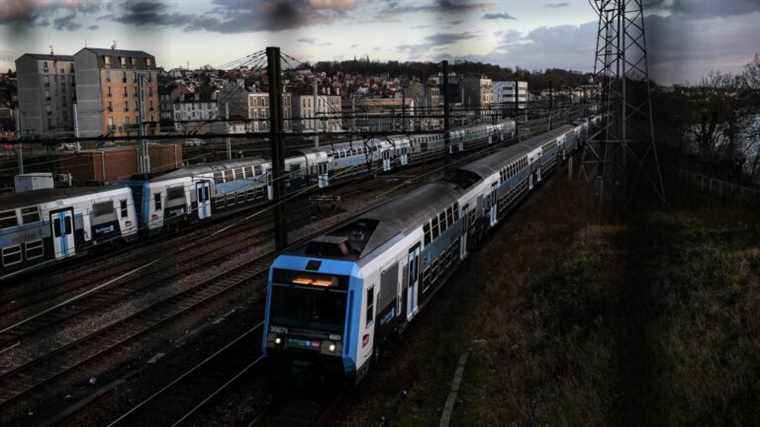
[263,251,360,382]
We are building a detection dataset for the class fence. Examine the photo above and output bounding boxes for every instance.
[676,168,760,207]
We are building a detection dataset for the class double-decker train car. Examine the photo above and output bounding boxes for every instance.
[132,120,517,233]
[261,123,583,383]
[0,186,137,278]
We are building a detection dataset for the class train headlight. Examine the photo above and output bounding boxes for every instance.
[320,341,342,355]
[275,337,282,345]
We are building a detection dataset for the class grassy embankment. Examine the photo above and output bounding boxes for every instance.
[460,209,760,425]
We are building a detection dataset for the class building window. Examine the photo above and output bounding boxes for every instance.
[121,57,126,66]
[107,86,112,97]
[105,56,111,65]
[108,102,113,112]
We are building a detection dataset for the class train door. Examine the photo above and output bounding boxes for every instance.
[400,146,408,166]
[50,208,76,259]
[537,160,543,183]
[318,161,329,188]
[406,244,421,320]
[460,203,469,260]
[382,149,391,172]
[196,182,211,219]
[266,170,273,200]
[489,183,498,227]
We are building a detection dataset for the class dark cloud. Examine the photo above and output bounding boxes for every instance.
[88,24,100,30]
[546,2,569,7]
[646,0,760,17]
[426,32,478,45]
[297,37,332,46]
[53,14,82,31]
[0,0,100,28]
[482,12,516,20]
[397,31,478,55]
[104,0,357,33]
[108,1,195,27]
[382,0,494,17]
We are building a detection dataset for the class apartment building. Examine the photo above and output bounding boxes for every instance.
[74,47,159,137]
[15,53,76,137]
[493,81,528,109]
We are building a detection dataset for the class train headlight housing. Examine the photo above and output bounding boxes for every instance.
[320,341,342,355]
[267,333,286,348]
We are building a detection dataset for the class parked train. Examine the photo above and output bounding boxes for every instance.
[0,120,521,279]
[261,118,599,383]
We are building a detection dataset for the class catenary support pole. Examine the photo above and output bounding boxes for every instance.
[225,102,232,160]
[442,60,450,164]
[267,47,288,251]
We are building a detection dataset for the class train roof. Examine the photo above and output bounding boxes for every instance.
[301,183,461,261]
[455,144,529,180]
[0,186,128,210]
[149,158,268,182]
[519,125,576,150]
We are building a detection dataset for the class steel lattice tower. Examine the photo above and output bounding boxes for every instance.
[581,0,666,205]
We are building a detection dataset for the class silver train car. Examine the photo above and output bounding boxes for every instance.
[261,122,586,383]
[0,186,138,278]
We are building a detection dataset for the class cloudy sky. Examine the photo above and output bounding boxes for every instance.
[0,0,758,85]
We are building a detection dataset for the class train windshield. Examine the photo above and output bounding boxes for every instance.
[269,284,347,333]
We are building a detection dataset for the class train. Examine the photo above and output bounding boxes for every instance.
[261,117,600,384]
[0,120,522,280]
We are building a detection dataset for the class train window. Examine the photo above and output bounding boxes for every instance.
[20,207,40,224]
[453,203,460,221]
[25,240,44,260]
[92,201,113,218]
[214,171,224,183]
[154,193,162,211]
[120,200,128,218]
[237,168,245,179]
[65,216,72,235]
[254,165,262,176]
[439,212,447,233]
[431,217,440,239]
[446,207,454,226]
[53,218,62,237]
[167,187,185,201]
[366,287,375,325]
[423,223,431,245]
[2,245,22,267]
[0,210,17,229]
[245,166,254,178]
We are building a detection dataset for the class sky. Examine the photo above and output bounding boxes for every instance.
[0,0,758,85]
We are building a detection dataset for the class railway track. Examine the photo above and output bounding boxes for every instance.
[0,160,437,422]
[0,135,534,424]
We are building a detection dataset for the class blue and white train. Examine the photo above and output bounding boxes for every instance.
[261,119,596,383]
[0,187,138,277]
[0,118,590,280]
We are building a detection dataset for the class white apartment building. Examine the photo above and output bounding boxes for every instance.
[493,81,528,110]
